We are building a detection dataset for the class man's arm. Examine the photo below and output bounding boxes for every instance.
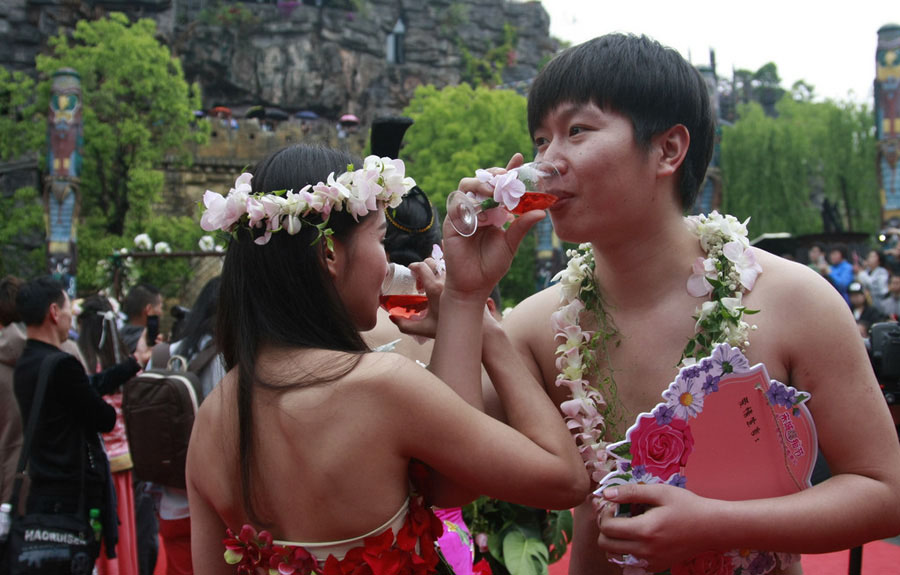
[597,261,900,570]
[57,355,117,432]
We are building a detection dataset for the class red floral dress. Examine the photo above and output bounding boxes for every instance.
[223,495,444,575]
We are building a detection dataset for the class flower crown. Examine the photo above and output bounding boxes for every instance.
[200,155,416,246]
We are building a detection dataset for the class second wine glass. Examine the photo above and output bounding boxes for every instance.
[446,161,560,237]
[379,263,428,319]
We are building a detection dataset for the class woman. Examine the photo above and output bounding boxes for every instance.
[76,294,144,575]
[186,145,589,574]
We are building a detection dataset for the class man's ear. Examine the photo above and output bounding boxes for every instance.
[654,124,690,179]
[48,302,60,325]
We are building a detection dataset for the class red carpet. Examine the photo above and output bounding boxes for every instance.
[547,540,900,575]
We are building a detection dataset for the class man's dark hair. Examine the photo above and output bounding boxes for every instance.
[122,282,161,320]
[527,33,715,211]
[0,275,23,326]
[829,243,848,260]
[16,276,66,326]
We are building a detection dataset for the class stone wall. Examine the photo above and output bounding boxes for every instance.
[2,0,556,122]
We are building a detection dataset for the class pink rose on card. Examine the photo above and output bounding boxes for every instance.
[629,414,694,481]
[671,552,731,575]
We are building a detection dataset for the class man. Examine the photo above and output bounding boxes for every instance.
[878,273,900,320]
[13,277,141,562]
[817,244,854,305]
[467,34,900,574]
[2,276,92,504]
[120,283,163,353]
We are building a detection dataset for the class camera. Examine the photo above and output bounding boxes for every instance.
[867,322,900,404]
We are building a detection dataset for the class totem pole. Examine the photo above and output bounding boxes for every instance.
[876,24,900,218]
[45,68,82,297]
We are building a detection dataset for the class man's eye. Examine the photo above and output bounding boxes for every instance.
[534,137,549,147]
[569,126,584,136]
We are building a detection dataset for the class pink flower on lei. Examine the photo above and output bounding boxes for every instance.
[686,257,716,297]
[723,241,763,291]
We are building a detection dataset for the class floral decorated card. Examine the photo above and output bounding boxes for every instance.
[598,342,816,575]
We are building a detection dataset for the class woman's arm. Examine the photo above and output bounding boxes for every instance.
[381,353,589,510]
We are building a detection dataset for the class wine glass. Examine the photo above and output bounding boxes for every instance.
[379,263,428,319]
[446,161,560,237]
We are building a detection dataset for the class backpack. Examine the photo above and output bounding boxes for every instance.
[122,342,217,489]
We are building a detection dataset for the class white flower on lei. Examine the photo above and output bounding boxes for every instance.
[723,240,763,291]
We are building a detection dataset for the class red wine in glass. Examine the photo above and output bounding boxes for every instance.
[509,192,558,215]
[379,294,429,319]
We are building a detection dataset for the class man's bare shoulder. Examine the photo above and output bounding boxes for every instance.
[502,283,562,344]
[751,249,849,315]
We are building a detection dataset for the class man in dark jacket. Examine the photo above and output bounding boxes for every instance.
[13,277,140,560]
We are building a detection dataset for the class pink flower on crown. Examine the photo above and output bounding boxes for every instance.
[346,169,381,220]
[246,196,267,229]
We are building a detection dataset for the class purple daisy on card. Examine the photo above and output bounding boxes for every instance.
[765,380,796,409]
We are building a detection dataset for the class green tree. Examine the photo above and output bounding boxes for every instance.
[0,68,44,159]
[402,83,533,207]
[0,13,210,294]
[402,83,539,304]
[0,187,45,278]
[720,97,879,236]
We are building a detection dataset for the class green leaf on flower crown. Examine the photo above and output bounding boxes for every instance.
[502,529,550,575]
[272,188,287,197]
[744,308,761,315]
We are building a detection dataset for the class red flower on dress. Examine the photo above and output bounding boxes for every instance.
[472,558,493,575]
[226,496,442,575]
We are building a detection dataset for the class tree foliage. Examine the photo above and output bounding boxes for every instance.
[0,187,46,278]
[0,68,44,159]
[720,97,879,236]
[0,13,208,293]
[402,84,539,304]
[35,13,206,238]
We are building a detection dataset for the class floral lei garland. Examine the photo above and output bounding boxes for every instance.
[200,155,415,247]
[549,212,770,567]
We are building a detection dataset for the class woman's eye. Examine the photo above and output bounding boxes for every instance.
[534,136,549,147]
[569,126,584,136]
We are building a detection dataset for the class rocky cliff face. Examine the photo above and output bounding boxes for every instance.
[176,0,555,121]
[2,0,557,122]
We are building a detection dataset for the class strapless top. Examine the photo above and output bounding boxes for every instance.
[274,499,409,561]
[223,495,444,575]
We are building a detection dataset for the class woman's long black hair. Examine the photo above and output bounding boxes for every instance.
[215,145,371,524]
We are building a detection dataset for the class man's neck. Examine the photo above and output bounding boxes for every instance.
[589,213,702,308]
[26,324,62,349]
